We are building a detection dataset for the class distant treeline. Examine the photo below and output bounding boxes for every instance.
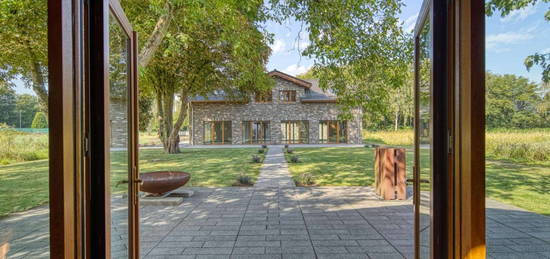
[0,87,46,128]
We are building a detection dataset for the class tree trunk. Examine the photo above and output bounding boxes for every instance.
[26,42,49,115]
[394,110,399,131]
[155,86,190,154]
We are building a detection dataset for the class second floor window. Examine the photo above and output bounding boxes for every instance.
[255,90,272,103]
[279,90,297,102]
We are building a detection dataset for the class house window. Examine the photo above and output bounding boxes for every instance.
[243,121,270,144]
[281,121,309,144]
[279,90,296,102]
[319,121,347,143]
[204,121,232,144]
[254,90,272,103]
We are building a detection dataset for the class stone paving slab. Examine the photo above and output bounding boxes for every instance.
[2,187,550,258]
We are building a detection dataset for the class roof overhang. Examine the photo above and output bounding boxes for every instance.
[268,70,312,89]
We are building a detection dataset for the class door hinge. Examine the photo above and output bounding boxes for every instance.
[84,136,90,156]
[448,130,453,155]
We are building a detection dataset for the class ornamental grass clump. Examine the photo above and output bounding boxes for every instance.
[296,173,315,186]
[236,173,252,186]
[251,155,261,163]
[290,156,300,163]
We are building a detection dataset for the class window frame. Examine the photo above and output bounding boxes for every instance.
[279,90,297,103]
[203,121,232,145]
[319,120,347,144]
[281,120,309,144]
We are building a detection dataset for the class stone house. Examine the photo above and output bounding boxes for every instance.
[189,70,363,145]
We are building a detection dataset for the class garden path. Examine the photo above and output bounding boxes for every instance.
[254,146,295,188]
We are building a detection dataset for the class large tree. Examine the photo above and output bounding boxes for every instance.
[140,0,273,153]
[486,0,550,83]
[268,0,412,120]
[486,72,546,128]
[0,0,48,113]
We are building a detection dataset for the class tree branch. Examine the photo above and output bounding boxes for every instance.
[138,2,174,67]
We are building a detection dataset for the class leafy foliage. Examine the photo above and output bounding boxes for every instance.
[486,72,548,128]
[0,0,48,112]
[269,0,412,119]
[31,112,48,128]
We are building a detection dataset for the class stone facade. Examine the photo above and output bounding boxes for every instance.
[190,76,363,145]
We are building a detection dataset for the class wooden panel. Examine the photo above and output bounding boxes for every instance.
[455,0,486,257]
[47,0,79,257]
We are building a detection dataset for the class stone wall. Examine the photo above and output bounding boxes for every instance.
[191,78,363,145]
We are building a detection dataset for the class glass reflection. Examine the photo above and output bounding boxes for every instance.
[418,17,432,259]
[109,11,130,258]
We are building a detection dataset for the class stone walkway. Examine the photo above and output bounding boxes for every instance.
[254,147,295,188]
[2,187,550,258]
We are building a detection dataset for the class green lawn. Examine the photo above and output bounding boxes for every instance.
[0,148,263,217]
[286,147,550,216]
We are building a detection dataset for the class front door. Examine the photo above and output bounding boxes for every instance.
[88,0,140,258]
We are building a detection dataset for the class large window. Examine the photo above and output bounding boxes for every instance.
[243,121,270,144]
[279,90,296,102]
[255,90,272,103]
[281,121,309,144]
[319,121,347,143]
[204,121,232,144]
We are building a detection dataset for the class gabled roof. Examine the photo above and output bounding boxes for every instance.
[268,70,312,89]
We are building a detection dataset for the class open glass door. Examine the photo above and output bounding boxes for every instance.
[88,0,139,258]
[415,13,432,258]
[413,0,452,258]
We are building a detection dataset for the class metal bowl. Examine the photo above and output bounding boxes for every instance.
[140,171,190,195]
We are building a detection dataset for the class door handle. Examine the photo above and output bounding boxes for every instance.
[134,178,142,184]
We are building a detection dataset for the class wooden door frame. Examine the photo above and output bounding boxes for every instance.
[452,0,486,257]
[413,0,452,257]
[414,0,486,258]
[48,0,82,257]
[88,0,139,258]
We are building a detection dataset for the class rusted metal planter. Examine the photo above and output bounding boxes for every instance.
[140,171,191,196]
[374,147,407,200]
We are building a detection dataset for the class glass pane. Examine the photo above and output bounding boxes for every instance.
[417,17,432,259]
[223,121,232,143]
[339,121,347,143]
[204,122,212,144]
[328,121,338,143]
[109,11,130,258]
[213,122,223,144]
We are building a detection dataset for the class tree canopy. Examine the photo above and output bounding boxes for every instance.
[486,72,548,128]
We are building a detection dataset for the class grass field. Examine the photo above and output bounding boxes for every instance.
[0,130,48,165]
[0,148,263,217]
[363,128,550,163]
[286,147,550,216]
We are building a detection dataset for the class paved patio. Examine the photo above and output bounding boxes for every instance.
[3,186,550,258]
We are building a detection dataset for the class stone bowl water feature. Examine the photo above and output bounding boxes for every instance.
[140,171,190,196]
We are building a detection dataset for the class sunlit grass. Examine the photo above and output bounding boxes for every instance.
[0,148,262,217]
[0,130,48,165]
[286,147,550,215]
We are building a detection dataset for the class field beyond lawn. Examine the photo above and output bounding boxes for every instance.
[0,148,262,217]
[286,147,550,216]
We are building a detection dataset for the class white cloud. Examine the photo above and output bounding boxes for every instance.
[486,32,534,51]
[500,5,537,23]
[270,39,286,54]
[282,64,312,76]
[402,13,419,33]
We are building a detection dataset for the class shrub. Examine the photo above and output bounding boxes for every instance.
[286,148,293,154]
[261,144,267,149]
[290,156,299,163]
[258,149,265,154]
[284,144,289,149]
[236,173,252,185]
[251,155,261,163]
[297,173,315,186]
[31,112,48,128]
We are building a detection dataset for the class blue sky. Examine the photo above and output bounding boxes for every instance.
[12,1,550,95]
